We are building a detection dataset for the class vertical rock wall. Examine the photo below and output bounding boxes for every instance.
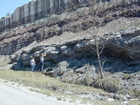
[0,0,138,33]
[24,3,29,24]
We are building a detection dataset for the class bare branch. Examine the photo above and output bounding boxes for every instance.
[91,46,96,52]
[99,43,105,55]
[101,58,106,68]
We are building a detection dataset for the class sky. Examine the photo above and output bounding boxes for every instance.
[0,0,31,18]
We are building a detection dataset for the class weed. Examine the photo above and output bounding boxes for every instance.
[122,73,133,80]
[93,78,120,93]
[57,97,62,100]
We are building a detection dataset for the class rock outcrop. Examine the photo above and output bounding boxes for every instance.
[0,0,139,33]
[0,1,140,55]
[0,0,140,100]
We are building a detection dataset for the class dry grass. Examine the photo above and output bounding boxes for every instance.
[0,69,105,94]
[93,78,120,93]
[0,69,140,105]
[0,56,10,67]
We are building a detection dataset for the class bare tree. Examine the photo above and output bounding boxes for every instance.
[58,0,108,79]
[87,1,108,79]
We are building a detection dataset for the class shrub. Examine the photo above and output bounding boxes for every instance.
[122,73,133,80]
[133,89,140,99]
[93,78,120,93]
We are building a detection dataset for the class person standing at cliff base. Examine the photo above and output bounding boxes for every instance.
[39,53,46,72]
[30,57,36,72]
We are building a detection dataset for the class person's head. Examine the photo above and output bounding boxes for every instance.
[30,56,34,60]
[40,53,46,57]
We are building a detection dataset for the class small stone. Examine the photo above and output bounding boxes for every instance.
[107,98,115,102]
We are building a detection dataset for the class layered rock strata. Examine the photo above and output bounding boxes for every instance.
[0,1,140,55]
[0,0,139,100]
[0,0,139,33]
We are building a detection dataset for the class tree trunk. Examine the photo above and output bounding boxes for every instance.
[96,39,103,79]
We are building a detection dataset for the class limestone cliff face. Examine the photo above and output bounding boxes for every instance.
[0,1,140,98]
[0,0,140,56]
[0,0,139,33]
